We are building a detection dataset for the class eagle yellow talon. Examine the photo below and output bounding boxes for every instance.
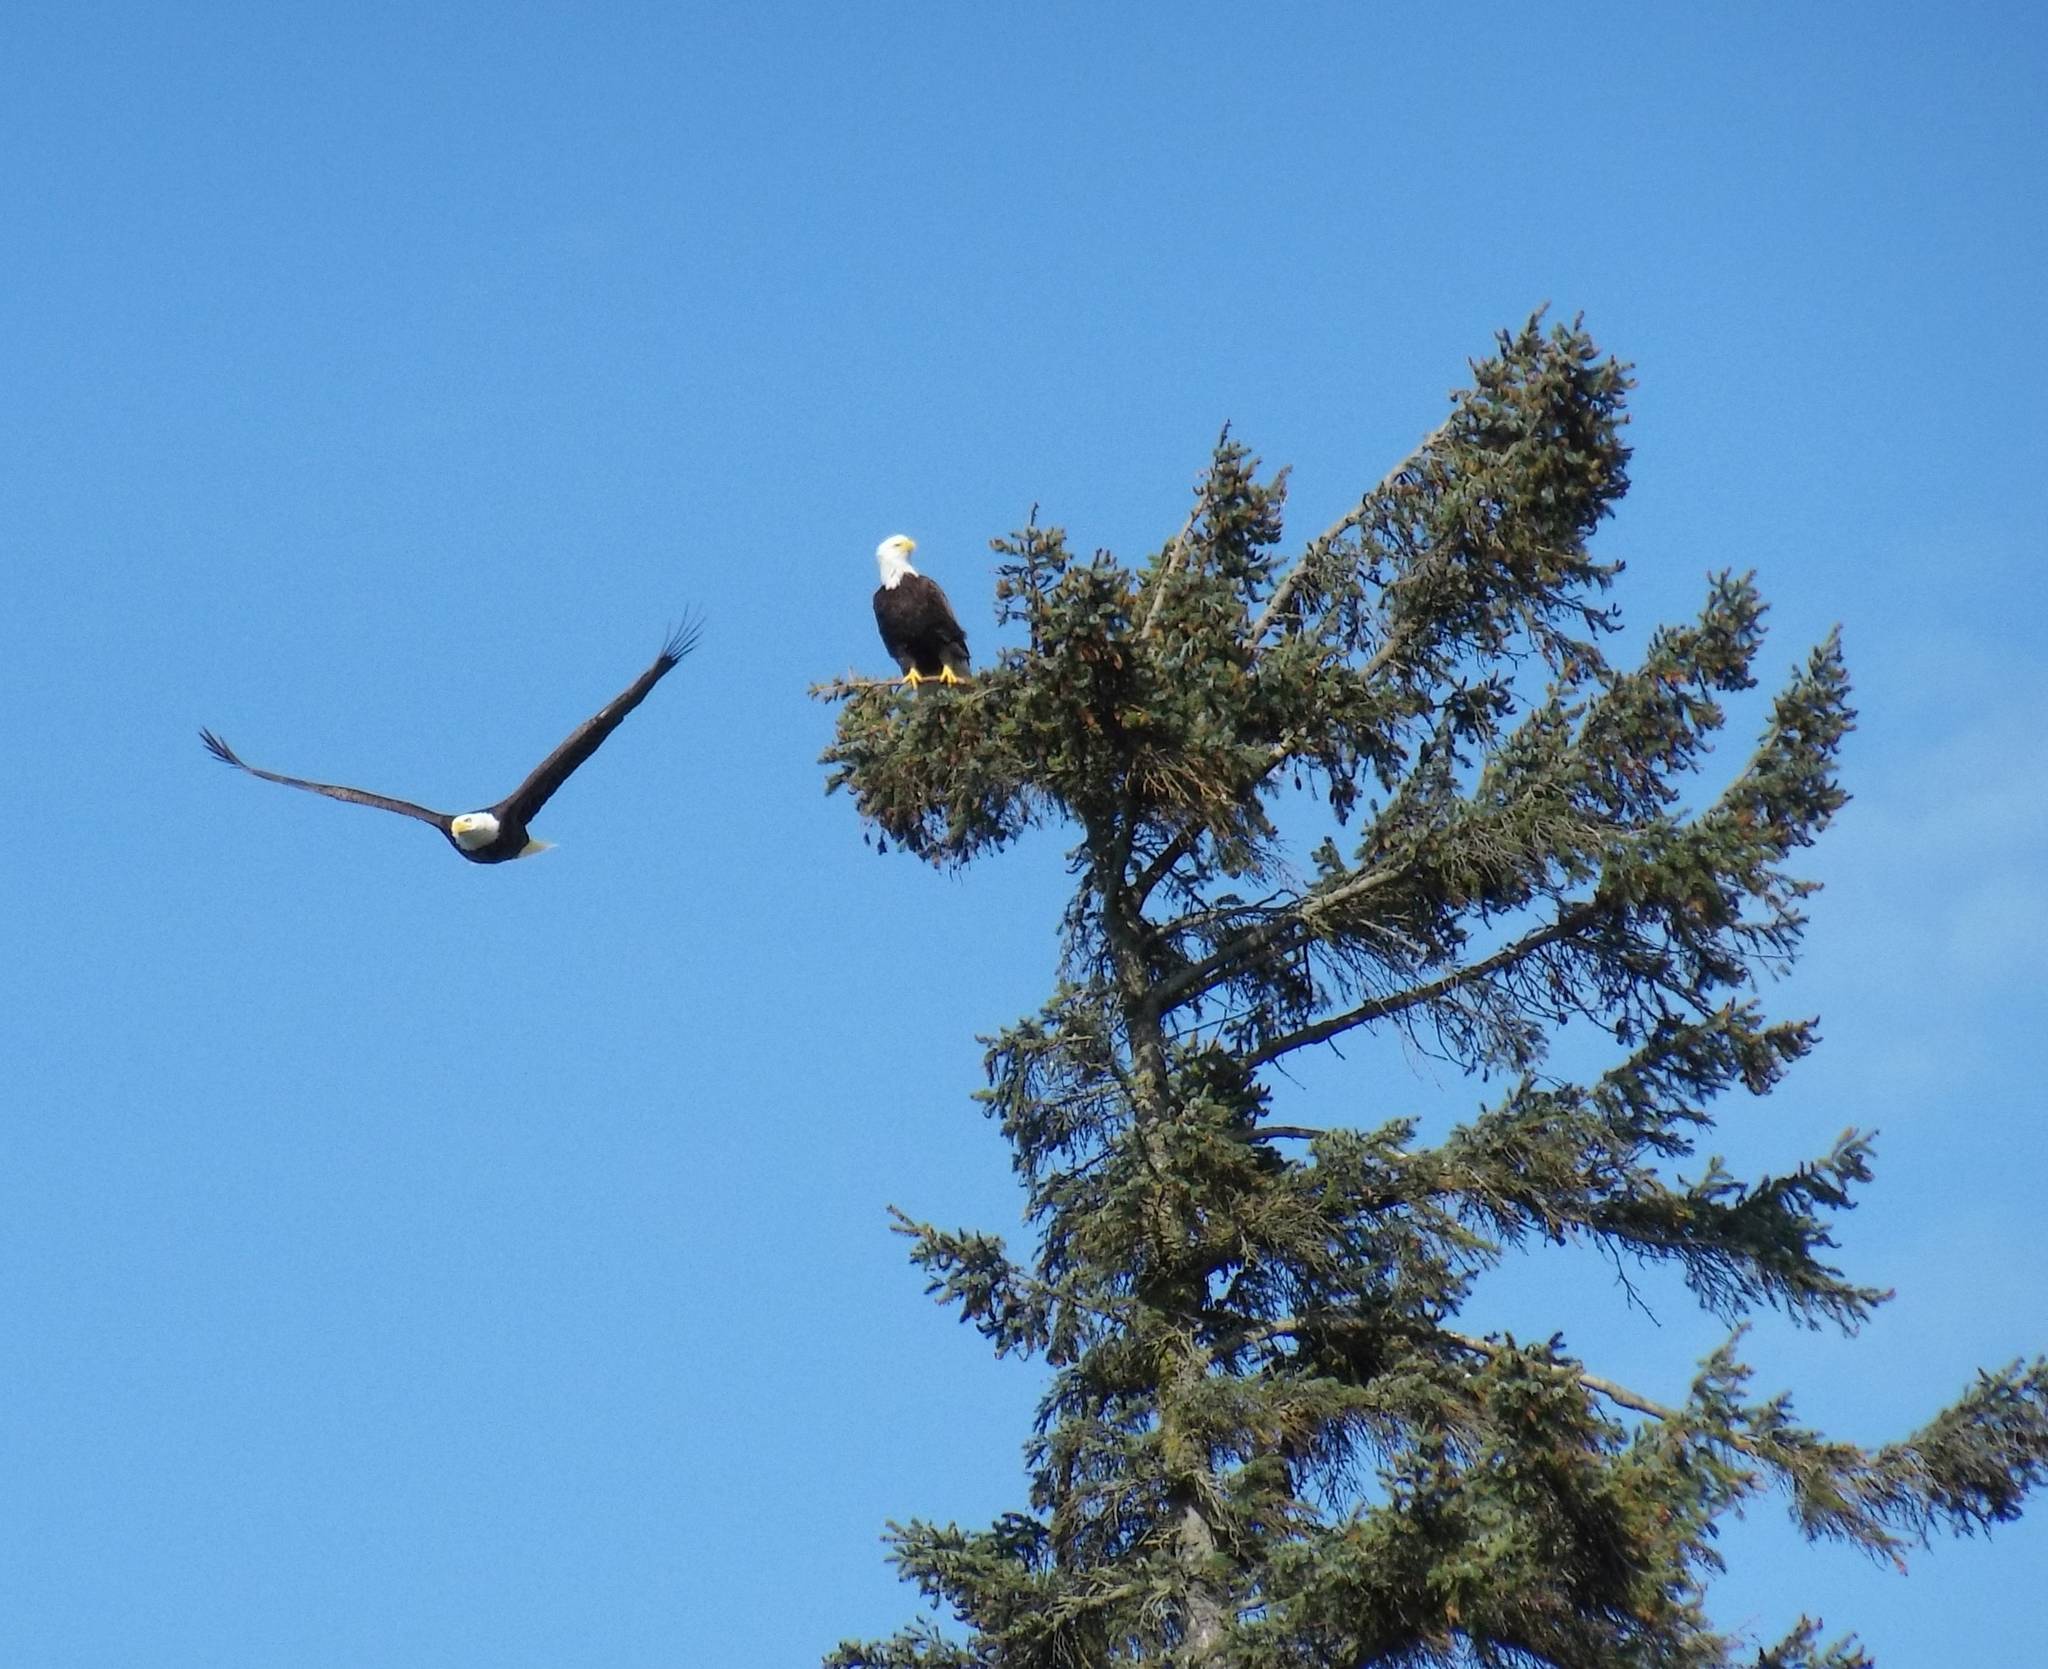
[900,668,926,688]
[938,666,965,686]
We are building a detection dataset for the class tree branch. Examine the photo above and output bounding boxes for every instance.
[1246,417,1449,648]
[1138,499,1206,639]
[809,674,988,701]
[1128,425,1471,914]
[1444,1331,1685,1424]
[895,1206,1134,1331]
[1149,856,1411,1013]
[1128,422,1449,907]
[1240,901,1602,1070]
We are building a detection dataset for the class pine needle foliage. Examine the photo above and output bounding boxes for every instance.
[815,316,2048,1668]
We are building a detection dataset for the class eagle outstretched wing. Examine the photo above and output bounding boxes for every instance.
[198,729,449,829]
[496,617,703,826]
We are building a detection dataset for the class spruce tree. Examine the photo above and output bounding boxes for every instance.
[816,316,2048,1668]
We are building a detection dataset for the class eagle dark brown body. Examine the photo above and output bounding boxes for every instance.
[872,536,970,684]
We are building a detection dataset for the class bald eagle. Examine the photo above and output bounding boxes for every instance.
[874,535,970,687]
[200,620,700,864]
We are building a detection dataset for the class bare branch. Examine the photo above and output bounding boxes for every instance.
[810,675,903,700]
[1445,1331,1684,1424]
[809,675,987,701]
[1138,498,1207,639]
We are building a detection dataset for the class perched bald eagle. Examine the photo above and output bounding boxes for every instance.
[873,535,970,687]
[200,620,701,864]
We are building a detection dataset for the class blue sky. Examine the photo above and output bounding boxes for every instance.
[3,3,2043,1662]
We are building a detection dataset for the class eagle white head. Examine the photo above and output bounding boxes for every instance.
[450,811,554,858]
[876,535,918,589]
[450,811,502,850]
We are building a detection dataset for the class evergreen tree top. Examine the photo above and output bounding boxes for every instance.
[815,315,2048,1668]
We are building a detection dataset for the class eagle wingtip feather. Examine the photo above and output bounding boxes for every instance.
[661,613,705,667]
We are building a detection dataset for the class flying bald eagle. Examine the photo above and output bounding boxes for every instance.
[874,535,970,687]
[200,620,701,864]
